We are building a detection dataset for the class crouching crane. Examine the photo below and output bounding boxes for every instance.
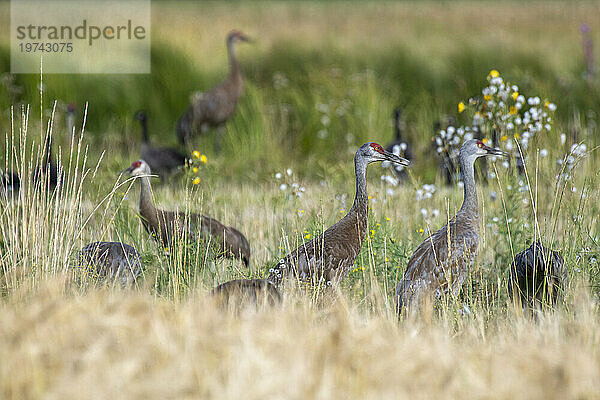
[508,241,567,311]
[77,241,142,286]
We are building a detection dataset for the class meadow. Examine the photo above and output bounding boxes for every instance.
[1,1,600,398]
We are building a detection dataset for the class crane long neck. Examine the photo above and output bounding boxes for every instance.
[139,119,149,143]
[394,116,401,141]
[138,175,156,218]
[43,135,53,165]
[459,154,478,215]
[227,40,240,77]
[66,114,74,138]
[351,156,369,219]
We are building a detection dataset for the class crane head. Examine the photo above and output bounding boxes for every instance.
[359,142,411,167]
[228,30,251,43]
[134,110,147,122]
[121,160,151,176]
[462,139,508,158]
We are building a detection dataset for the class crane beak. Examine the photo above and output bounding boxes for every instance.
[239,34,252,42]
[119,166,133,175]
[483,144,509,157]
[382,150,411,167]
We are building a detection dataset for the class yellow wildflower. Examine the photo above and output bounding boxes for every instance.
[489,69,499,78]
[192,177,200,185]
[501,135,508,142]
[304,233,311,240]
[484,95,492,101]
[376,223,381,228]
[544,101,550,108]
[512,91,519,100]
[192,150,200,159]
[192,167,198,173]
[418,228,424,234]
[482,138,488,144]
[385,257,389,262]
[370,229,375,237]
[509,106,517,115]
[514,133,520,139]
[200,154,207,164]
[458,102,465,113]
[340,209,345,214]
[368,195,372,200]
[385,217,391,221]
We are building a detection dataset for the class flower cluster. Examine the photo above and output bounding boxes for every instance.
[189,150,208,185]
[557,142,587,183]
[275,168,306,197]
[434,70,557,169]
[382,142,410,177]
[416,184,436,201]
[315,98,353,139]
[273,72,289,90]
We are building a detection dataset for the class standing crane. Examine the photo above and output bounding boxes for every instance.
[395,139,506,314]
[134,111,188,178]
[176,30,251,150]
[384,107,413,180]
[78,241,142,286]
[508,241,566,311]
[269,143,410,286]
[122,159,250,265]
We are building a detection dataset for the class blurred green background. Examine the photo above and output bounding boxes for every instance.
[0,1,599,182]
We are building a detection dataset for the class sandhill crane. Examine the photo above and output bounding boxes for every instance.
[66,103,76,140]
[176,30,251,149]
[395,139,507,314]
[0,170,20,197]
[134,111,188,178]
[508,241,566,310]
[384,108,413,180]
[32,134,59,191]
[212,279,282,310]
[77,241,142,286]
[269,143,411,286]
[123,159,250,265]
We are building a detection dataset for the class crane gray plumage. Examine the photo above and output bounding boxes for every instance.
[33,133,59,191]
[1,170,20,197]
[66,103,76,140]
[123,160,250,265]
[77,241,142,286]
[384,108,413,180]
[135,111,187,177]
[176,30,250,146]
[508,241,567,309]
[212,279,282,310]
[268,143,411,286]
[395,139,507,313]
